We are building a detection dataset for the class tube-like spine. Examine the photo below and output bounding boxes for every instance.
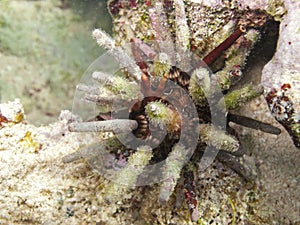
[212,29,260,91]
[104,145,153,203]
[199,124,240,153]
[174,0,191,71]
[183,165,199,222]
[149,1,175,64]
[68,120,138,134]
[92,29,142,80]
[159,143,189,203]
[223,85,264,110]
[202,25,246,66]
[189,67,211,107]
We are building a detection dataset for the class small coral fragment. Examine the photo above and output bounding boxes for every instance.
[19,131,42,153]
[0,99,25,124]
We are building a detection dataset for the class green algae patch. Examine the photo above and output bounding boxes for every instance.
[224,85,264,110]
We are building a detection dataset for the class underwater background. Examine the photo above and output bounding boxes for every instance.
[0,0,112,125]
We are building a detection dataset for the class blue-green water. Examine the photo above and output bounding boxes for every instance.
[0,0,111,125]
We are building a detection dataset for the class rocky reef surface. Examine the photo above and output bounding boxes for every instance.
[0,98,297,224]
[261,0,300,149]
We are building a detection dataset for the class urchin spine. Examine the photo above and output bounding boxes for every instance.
[199,124,240,153]
[223,85,264,110]
[68,120,138,134]
[104,145,153,202]
[159,143,191,203]
[92,29,142,80]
